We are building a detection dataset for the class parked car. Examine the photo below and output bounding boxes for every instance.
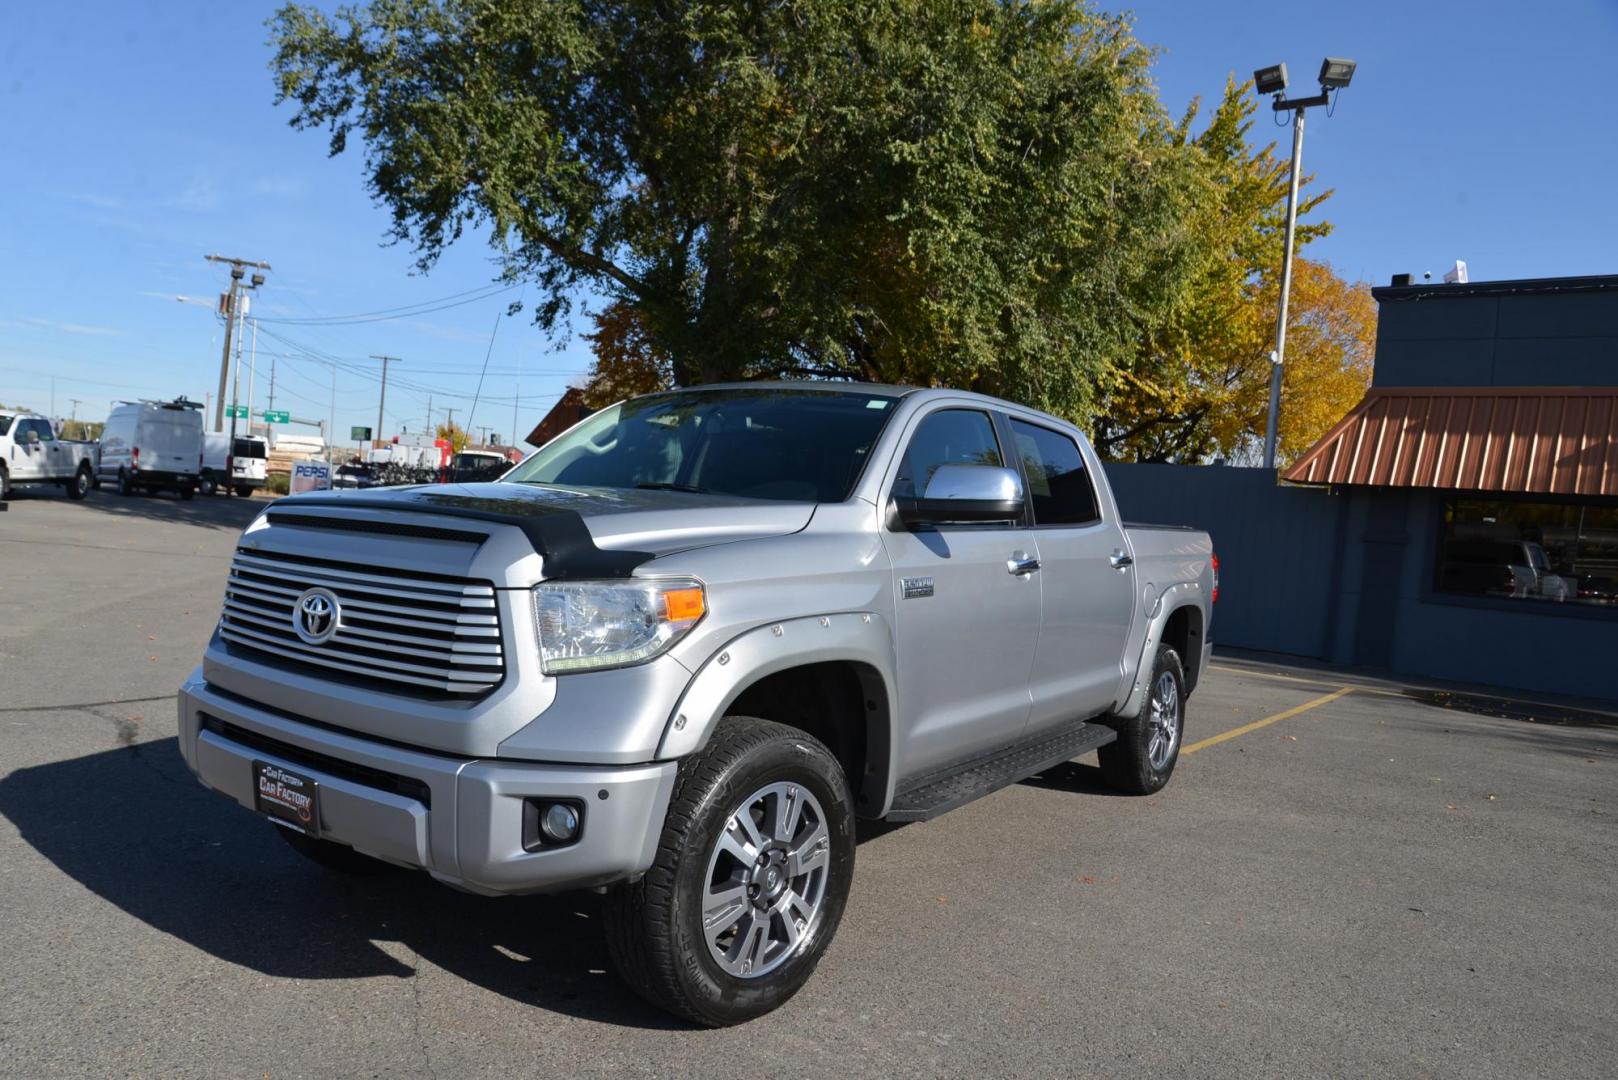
[448,448,513,483]
[177,384,1216,1026]
[330,461,376,489]
[1437,537,1575,601]
[0,409,98,500]
[201,433,269,497]
[98,399,205,499]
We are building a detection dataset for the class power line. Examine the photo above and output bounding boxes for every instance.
[255,282,519,326]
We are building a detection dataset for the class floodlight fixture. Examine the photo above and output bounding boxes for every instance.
[1253,63,1289,96]
[1318,57,1357,89]
[250,273,266,288]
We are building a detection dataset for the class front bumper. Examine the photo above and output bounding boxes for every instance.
[177,669,677,896]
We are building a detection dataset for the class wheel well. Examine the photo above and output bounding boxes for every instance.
[1160,605,1205,693]
[727,661,891,817]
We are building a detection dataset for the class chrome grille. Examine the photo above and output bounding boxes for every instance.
[219,550,504,695]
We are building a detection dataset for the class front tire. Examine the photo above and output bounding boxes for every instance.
[1098,645,1186,795]
[603,717,856,1027]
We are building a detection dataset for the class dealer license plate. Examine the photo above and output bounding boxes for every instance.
[253,760,321,836]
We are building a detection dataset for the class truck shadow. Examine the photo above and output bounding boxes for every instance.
[0,737,686,1029]
[55,488,273,532]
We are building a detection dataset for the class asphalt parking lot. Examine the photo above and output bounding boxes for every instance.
[3,488,1616,1078]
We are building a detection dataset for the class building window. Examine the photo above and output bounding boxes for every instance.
[1436,498,1618,608]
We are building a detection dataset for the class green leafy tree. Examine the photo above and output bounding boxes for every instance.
[271,0,1211,420]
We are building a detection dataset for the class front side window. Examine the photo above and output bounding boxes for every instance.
[1009,419,1099,525]
[891,409,1003,500]
[505,387,897,503]
[1436,498,1618,608]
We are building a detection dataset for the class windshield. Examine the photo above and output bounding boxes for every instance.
[506,387,899,502]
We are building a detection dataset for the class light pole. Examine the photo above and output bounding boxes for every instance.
[1254,57,1356,469]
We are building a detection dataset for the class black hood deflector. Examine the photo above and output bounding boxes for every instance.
[284,490,655,580]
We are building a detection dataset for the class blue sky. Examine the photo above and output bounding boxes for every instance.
[3,1,1616,439]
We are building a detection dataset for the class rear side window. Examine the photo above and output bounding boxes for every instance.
[1009,419,1099,526]
[0,416,12,437]
[892,409,1003,499]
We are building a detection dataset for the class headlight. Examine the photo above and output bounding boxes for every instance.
[533,578,706,674]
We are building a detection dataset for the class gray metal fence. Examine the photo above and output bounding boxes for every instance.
[1103,464,1345,659]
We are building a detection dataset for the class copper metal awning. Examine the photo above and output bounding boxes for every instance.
[1283,387,1618,497]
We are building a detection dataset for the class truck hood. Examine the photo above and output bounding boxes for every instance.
[284,481,817,558]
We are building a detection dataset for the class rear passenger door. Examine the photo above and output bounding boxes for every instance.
[1008,417,1136,730]
[881,406,1042,780]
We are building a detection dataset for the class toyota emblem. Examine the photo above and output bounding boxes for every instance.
[293,587,341,645]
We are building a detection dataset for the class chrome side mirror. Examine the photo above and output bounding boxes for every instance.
[894,464,1024,527]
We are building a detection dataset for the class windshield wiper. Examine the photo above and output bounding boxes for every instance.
[635,482,708,494]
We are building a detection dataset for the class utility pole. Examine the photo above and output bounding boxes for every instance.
[369,355,400,448]
[425,395,433,439]
[228,294,248,442]
[205,254,270,432]
[245,317,259,436]
[68,399,82,422]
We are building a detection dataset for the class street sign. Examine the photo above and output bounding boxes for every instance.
[350,426,372,441]
[263,410,290,424]
[226,405,249,419]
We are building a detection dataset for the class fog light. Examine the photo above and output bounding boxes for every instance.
[541,802,580,843]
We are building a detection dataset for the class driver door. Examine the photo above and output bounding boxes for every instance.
[880,406,1041,781]
[11,419,47,481]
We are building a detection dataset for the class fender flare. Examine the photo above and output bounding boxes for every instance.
[1116,584,1208,718]
[657,612,899,810]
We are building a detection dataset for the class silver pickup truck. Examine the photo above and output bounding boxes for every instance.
[178,383,1216,1026]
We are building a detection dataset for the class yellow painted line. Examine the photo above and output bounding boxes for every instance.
[1183,686,1355,755]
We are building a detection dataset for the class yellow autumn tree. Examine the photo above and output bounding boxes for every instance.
[435,420,469,453]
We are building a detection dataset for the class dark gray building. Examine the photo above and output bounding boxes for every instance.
[1108,273,1618,703]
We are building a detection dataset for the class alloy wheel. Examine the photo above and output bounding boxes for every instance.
[1147,669,1181,771]
[701,781,831,979]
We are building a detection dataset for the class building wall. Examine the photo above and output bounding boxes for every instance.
[1372,277,1618,389]
[1105,462,1618,703]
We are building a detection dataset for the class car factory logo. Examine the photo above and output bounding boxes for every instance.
[293,587,341,645]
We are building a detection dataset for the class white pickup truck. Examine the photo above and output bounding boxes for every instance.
[0,410,97,500]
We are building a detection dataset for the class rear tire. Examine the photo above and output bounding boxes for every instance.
[0,464,10,501]
[178,485,195,501]
[602,717,856,1027]
[198,472,217,497]
[117,470,133,497]
[274,825,396,876]
[67,464,92,500]
[1098,645,1185,796]
[234,485,252,498]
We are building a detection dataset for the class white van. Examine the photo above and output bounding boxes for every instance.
[201,432,269,497]
[98,399,205,499]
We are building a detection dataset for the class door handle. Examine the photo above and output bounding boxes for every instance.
[1008,553,1041,576]
[1109,550,1133,569]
